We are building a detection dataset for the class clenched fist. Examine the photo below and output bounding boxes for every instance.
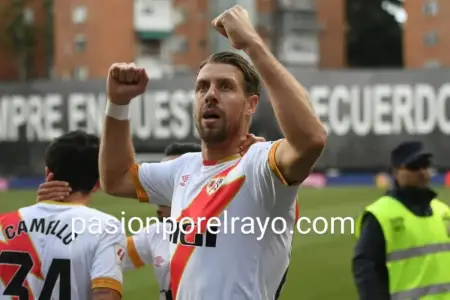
[106,63,149,105]
[212,5,262,51]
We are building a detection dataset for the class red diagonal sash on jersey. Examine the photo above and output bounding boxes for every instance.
[170,162,245,299]
[0,211,43,300]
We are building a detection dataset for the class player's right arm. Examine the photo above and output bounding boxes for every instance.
[99,65,178,205]
[90,218,127,300]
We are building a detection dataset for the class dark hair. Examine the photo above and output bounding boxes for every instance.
[45,130,99,194]
[198,51,261,97]
[164,142,201,156]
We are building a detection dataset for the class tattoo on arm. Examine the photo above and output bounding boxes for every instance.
[92,288,121,300]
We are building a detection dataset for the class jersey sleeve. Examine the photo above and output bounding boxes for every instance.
[90,218,126,297]
[242,140,300,211]
[123,225,157,270]
[129,156,185,205]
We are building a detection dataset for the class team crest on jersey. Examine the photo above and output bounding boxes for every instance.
[206,177,225,195]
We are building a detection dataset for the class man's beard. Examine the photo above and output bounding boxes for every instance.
[195,120,228,145]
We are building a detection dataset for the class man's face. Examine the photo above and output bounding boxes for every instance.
[194,63,257,145]
[394,158,431,188]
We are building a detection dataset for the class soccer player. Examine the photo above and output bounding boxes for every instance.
[0,131,126,300]
[123,142,201,300]
[99,5,324,299]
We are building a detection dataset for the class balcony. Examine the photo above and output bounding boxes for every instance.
[276,0,316,11]
[134,0,180,33]
[278,34,319,66]
[135,56,173,79]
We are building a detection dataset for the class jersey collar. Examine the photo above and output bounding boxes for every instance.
[203,153,241,166]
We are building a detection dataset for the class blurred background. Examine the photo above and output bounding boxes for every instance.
[0,0,450,299]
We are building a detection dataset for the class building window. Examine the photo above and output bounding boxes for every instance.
[170,36,188,54]
[423,0,438,16]
[23,7,34,24]
[73,66,88,80]
[424,60,440,68]
[72,5,87,24]
[139,39,162,56]
[74,34,87,52]
[423,31,439,46]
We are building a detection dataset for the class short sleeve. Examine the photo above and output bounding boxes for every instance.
[129,156,186,205]
[123,226,157,270]
[242,140,300,211]
[90,219,126,296]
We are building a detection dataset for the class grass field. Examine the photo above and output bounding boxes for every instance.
[1,187,450,299]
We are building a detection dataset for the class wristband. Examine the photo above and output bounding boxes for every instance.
[105,101,130,120]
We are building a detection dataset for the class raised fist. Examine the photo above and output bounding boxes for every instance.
[106,62,149,105]
[212,5,262,51]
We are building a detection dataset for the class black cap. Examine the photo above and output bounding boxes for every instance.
[390,141,432,167]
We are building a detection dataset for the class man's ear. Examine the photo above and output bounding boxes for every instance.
[44,167,51,182]
[247,95,258,116]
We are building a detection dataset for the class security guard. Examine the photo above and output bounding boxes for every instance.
[352,141,450,300]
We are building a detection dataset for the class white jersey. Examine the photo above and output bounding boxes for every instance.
[0,201,126,300]
[124,222,171,300]
[131,140,300,300]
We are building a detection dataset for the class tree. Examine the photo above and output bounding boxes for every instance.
[42,0,53,78]
[0,0,39,81]
[346,0,403,68]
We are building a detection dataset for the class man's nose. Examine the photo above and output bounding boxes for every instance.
[205,86,219,104]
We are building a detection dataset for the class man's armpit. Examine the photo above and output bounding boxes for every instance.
[92,288,121,300]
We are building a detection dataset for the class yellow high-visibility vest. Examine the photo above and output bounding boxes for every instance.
[355,196,450,299]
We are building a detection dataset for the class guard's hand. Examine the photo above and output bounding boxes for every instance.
[238,134,266,155]
[212,5,262,51]
[106,63,149,105]
[36,173,71,203]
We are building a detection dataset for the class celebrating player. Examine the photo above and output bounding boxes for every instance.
[99,5,325,299]
[0,130,126,300]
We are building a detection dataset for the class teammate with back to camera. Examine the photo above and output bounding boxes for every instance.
[0,130,126,300]
[97,5,326,299]
[36,136,266,300]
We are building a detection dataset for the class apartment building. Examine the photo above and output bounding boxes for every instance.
[403,0,450,68]
[0,0,346,81]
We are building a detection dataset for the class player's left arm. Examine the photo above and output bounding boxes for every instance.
[123,226,156,270]
[92,288,121,300]
[91,219,127,299]
[245,40,326,185]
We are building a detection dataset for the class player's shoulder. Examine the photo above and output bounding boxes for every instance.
[242,140,280,161]
[169,152,203,171]
[176,152,202,164]
[78,206,121,224]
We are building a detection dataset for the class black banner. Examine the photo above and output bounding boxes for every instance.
[1,68,450,176]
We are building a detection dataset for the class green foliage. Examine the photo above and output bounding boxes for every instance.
[0,0,41,80]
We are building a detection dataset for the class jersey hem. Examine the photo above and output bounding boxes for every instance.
[91,277,122,296]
